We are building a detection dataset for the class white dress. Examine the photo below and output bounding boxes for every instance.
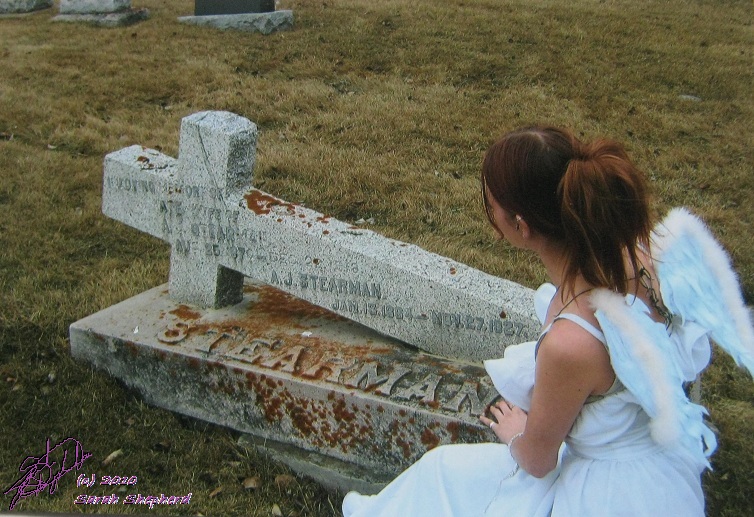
[343,288,706,516]
[343,209,754,517]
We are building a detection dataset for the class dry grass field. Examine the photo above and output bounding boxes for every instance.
[0,0,752,515]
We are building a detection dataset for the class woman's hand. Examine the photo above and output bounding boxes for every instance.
[479,400,528,444]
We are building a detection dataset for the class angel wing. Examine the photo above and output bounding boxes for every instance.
[591,208,753,470]
[593,288,716,469]
[653,207,754,373]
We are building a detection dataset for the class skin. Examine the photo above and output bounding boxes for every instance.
[478,190,659,478]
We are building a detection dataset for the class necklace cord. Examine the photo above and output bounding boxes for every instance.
[638,266,673,328]
[555,287,597,318]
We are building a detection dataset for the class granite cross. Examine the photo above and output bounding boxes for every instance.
[102,111,538,363]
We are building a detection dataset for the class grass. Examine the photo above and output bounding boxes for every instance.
[0,0,752,515]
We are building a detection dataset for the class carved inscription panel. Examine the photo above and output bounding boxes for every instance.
[178,327,500,419]
[103,139,539,361]
[105,168,532,340]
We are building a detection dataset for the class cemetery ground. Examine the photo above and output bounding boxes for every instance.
[0,0,751,515]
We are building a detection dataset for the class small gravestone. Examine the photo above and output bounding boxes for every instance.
[0,0,52,15]
[70,111,539,492]
[195,0,275,16]
[53,0,148,27]
[178,0,292,35]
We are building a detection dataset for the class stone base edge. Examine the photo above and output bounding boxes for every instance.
[68,282,494,485]
[52,8,148,27]
[238,434,392,495]
[0,0,52,14]
[177,10,293,35]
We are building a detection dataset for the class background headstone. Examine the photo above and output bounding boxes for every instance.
[59,0,130,13]
[179,0,293,35]
[0,0,52,14]
[54,0,148,26]
[195,0,275,16]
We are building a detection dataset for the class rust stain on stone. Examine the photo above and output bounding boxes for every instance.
[446,421,461,442]
[333,398,356,423]
[169,305,201,320]
[421,427,440,450]
[396,437,411,458]
[252,284,344,323]
[244,190,297,216]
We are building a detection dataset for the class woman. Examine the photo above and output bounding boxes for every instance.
[342,126,753,516]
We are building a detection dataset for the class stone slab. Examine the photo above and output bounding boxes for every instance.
[0,0,52,14]
[52,8,147,27]
[195,0,274,16]
[239,434,389,495]
[178,11,294,35]
[101,111,539,363]
[59,0,130,14]
[69,281,497,478]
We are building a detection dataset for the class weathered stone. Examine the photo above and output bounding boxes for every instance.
[70,281,495,481]
[59,0,130,14]
[54,0,148,26]
[101,111,538,363]
[177,10,293,36]
[194,0,275,16]
[71,110,542,488]
[0,0,52,14]
[240,433,390,495]
[52,9,147,26]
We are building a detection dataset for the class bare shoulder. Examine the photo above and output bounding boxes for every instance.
[539,319,607,364]
[537,318,614,394]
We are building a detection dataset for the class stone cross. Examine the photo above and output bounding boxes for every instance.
[102,111,538,363]
[76,111,544,490]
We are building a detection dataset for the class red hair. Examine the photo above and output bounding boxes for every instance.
[481,126,652,296]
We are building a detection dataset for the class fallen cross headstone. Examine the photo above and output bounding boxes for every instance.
[53,0,148,27]
[70,111,539,491]
[178,0,293,35]
[0,0,52,15]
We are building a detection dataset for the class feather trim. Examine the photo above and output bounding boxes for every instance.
[654,207,754,372]
[591,289,681,446]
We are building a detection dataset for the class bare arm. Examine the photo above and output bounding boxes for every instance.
[480,321,614,478]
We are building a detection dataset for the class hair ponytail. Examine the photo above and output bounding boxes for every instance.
[559,138,652,294]
[482,127,653,296]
